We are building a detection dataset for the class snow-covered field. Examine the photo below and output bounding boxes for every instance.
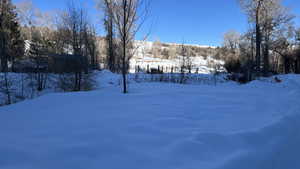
[0,73,300,169]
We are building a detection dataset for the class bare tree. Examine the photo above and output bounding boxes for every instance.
[295,28,300,73]
[82,24,99,69]
[16,0,55,41]
[179,42,188,84]
[239,0,294,76]
[261,0,293,75]
[98,0,119,72]
[102,0,149,93]
[54,1,95,91]
[221,30,243,74]
[15,0,35,26]
[152,40,161,58]
[223,30,241,53]
[239,0,264,73]
[209,61,221,86]
[222,30,241,65]
[271,26,295,74]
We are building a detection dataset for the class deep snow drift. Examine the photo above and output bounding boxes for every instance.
[0,73,299,169]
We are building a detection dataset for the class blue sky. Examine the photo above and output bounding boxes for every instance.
[13,0,300,46]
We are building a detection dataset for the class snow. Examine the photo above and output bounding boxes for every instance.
[0,72,300,169]
[134,40,217,50]
[130,41,224,73]
[129,56,225,73]
[0,73,61,105]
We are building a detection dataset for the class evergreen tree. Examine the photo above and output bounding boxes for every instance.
[0,0,24,72]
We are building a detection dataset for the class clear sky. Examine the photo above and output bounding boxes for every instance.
[13,0,300,46]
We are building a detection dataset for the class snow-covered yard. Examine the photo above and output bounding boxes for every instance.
[0,73,299,169]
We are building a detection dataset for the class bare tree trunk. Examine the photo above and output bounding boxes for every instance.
[107,16,116,72]
[256,17,261,73]
[74,72,78,91]
[1,58,8,72]
[0,32,8,72]
[122,0,128,94]
[4,72,11,105]
[255,0,263,74]
[263,43,269,75]
[263,29,270,76]
[296,59,300,74]
[103,0,149,93]
[79,71,82,91]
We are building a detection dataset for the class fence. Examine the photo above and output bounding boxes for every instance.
[127,73,228,85]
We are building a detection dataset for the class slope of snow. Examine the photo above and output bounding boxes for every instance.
[0,73,299,169]
[0,73,58,106]
[129,56,224,73]
[130,40,223,73]
[134,40,217,49]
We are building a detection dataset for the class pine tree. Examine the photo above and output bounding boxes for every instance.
[0,0,24,72]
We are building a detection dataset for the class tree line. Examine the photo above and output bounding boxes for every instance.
[1,0,300,105]
[0,0,148,105]
[0,0,100,104]
[217,0,300,82]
